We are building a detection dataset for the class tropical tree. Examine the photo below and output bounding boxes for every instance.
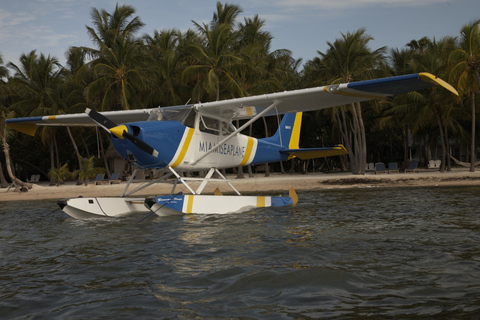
[144,29,186,107]
[75,156,105,186]
[7,51,70,180]
[308,28,387,174]
[182,3,244,101]
[449,19,480,172]
[379,48,416,167]
[80,4,150,110]
[412,37,457,172]
[86,4,145,51]
[48,163,71,186]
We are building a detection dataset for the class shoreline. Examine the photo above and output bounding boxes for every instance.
[1,168,480,202]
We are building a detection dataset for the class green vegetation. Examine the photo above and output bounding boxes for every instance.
[0,2,479,184]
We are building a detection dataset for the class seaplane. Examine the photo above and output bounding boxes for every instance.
[6,73,458,219]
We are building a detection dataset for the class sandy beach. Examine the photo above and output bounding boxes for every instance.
[2,167,480,202]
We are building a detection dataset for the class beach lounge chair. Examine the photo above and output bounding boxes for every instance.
[428,160,441,170]
[388,162,399,174]
[366,162,375,171]
[405,161,419,173]
[375,162,386,174]
[93,174,107,185]
[27,174,40,183]
[108,173,121,184]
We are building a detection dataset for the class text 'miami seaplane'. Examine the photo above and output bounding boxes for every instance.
[6,73,458,219]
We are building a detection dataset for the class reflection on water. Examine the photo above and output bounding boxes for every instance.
[1,186,479,318]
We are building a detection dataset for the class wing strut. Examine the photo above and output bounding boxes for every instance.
[190,101,279,166]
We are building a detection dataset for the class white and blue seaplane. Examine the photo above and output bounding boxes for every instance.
[6,73,457,219]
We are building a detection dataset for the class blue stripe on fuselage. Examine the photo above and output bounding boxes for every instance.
[250,139,288,165]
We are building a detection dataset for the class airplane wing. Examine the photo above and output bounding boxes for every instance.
[6,108,156,136]
[6,72,457,136]
[280,145,348,160]
[195,73,458,122]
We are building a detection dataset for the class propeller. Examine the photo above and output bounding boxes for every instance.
[86,108,159,157]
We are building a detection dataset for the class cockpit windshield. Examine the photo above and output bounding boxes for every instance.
[147,106,196,127]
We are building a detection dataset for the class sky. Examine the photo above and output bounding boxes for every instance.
[0,0,479,70]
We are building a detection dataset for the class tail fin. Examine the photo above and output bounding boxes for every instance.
[269,112,303,149]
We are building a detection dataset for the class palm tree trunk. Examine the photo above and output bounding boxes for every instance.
[355,102,367,174]
[470,92,476,172]
[54,136,60,168]
[0,160,8,188]
[444,122,451,171]
[49,139,55,185]
[100,132,111,178]
[2,125,32,189]
[336,108,354,172]
[350,103,364,175]
[66,127,83,171]
[435,109,446,173]
[403,125,409,170]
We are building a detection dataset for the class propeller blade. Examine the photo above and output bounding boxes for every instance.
[123,132,159,157]
[85,108,117,131]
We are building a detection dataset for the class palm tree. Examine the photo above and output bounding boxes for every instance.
[379,48,416,169]
[86,4,144,51]
[7,51,69,180]
[449,19,480,172]
[182,22,243,102]
[144,29,186,107]
[75,156,105,186]
[183,3,244,102]
[83,36,150,110]
[48,163,71,186]
[413,37,457,172]
[311,29,387,174]
[80,4,150,110]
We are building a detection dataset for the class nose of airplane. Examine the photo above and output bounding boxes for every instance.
[86,108,159,157]
[109,125,128,139]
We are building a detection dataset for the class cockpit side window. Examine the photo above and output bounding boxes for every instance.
[199,116,220,135]
[198,115,237,136]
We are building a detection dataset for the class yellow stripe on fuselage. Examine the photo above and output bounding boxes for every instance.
[171,128,194,168]
[239,136,254,166]
[257,196,265,208]
[186,195,194,214]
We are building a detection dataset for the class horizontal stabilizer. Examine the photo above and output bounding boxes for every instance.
[280,144,348,160]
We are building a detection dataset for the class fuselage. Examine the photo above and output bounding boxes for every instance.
[111,119,290,171]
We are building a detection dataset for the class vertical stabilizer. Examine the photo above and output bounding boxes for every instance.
[269,112,303,148]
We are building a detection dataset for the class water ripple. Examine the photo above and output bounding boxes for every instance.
[1,186,479,319]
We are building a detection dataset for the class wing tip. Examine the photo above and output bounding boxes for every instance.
[418,72,459,96]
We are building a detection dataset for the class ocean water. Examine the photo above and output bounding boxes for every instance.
[1,186,479,319]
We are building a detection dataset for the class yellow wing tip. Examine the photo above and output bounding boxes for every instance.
[7,123,38,136]
[419,72,459,96]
